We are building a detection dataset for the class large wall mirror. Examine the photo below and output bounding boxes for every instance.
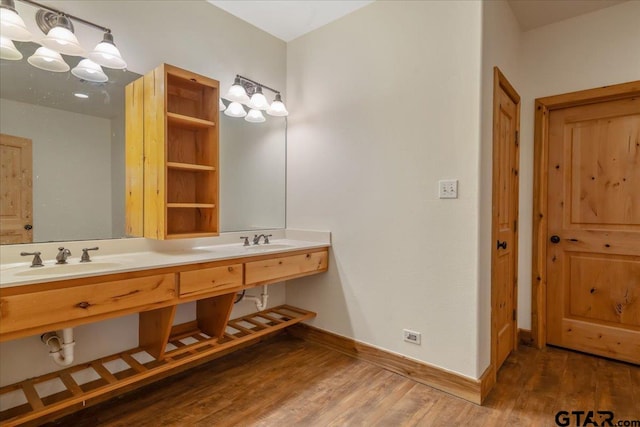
[0,42,286,245]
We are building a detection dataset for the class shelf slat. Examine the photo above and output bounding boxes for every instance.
[0,305,316,426]
[166,203,215,209]
[167,162,215,172]
[167,112,215,128]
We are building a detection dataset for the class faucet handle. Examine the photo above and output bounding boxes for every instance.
[240,237,250,247]
[80,247,99,263]
[264,234,273,244]
[20,251,44,268]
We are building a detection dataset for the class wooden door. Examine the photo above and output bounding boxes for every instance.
[0,134,33,244]
[491,68,520,371]
[546,96,639,364]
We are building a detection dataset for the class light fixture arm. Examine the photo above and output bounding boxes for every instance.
[236,74,281,96]
[17,0,111,33]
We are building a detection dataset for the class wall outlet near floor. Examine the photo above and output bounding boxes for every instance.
[403,329,421,345]
[438,179,458,199]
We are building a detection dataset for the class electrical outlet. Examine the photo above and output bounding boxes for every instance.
[403,329,421,345]
[439,179,458,199]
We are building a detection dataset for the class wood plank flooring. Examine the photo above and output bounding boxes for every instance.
[45,334,640,426]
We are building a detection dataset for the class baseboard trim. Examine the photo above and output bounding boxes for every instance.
[287,323,485,405]
[518,328,534,346]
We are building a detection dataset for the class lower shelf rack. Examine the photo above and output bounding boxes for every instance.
[0,305,315,426]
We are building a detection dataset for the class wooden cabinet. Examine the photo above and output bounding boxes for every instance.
[126,64,220,239]
[0,247,328,425]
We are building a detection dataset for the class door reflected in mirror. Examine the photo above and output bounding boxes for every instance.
[0,42,287,244]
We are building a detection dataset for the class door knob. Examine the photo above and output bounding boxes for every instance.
[550,235,560,244]
[24,224,32,230]
[496,240,507,250]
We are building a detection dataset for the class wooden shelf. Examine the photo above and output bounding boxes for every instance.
[0,305,316,426]
[167,162,215,172]
[167,112,215,128]
[167,203,215,209]
[165,232,220,239]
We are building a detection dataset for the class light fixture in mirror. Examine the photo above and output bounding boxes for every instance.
[71,58,108,83]
[0,35,22,60]
[245,108,265,123]
[266,93,288,117]
[88,32,126,69]
[0,41,288,244]
[224,101,246,118]
[27,46,69,72]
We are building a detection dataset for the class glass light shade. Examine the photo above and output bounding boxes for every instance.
[0,35,22,60]
[219,99,226,111]
[88,33,126,69]
[225,81,250,103]
[0,7,32,41]
[266,94,289,117]
[248,91,269,110]
[245,109,266,123]
[71,59,108,83]
[224,101,246,118]
[42,26,84,56]
[27,47,69,72]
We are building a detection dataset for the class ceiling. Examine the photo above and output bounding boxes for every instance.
[507,0,627,31]
[207,0,627,41]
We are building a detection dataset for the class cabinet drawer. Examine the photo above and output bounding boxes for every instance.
[0,274,175,335]
[245,250,328,286]
[179,264,242,297]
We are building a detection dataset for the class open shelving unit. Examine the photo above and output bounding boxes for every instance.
[0,305,315,426]
[126,64,220,240]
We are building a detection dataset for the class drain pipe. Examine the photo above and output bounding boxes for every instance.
[239,285,269,311]
[41,328,75,366]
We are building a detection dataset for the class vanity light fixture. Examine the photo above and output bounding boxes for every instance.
[224,101,247,118]
[248,85,269,111]
[266,93,288,117]
[0,35,22,60]
[219,99,226,111]
[224,76,250,103]
[38,11,83,56]
[222,74,289,122]
[245,108,266,123]
[2,0,127,82]
[0,0,32,41]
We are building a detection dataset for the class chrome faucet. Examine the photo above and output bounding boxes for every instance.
[252,234,273,245]
[56,247,71,264]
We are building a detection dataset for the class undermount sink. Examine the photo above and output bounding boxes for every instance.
[244,244,294,252]
[14,262,123,277]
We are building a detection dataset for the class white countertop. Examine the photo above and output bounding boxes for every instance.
[0,230,331,288]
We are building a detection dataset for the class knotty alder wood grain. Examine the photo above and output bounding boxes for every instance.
[546,95,639,364]
[0,133,33,244]
[44,336,640,427]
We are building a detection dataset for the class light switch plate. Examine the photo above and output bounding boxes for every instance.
[439,179,458,199]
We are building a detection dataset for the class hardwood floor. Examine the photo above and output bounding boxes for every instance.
[46,334,640,426]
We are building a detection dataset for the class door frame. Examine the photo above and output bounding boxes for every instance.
[490,67,520,382]
[530,80,640,349]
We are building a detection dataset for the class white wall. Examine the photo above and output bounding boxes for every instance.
[0,1,287,388]
[478,0,522,372]
[286,1,484,378]
[516,1,640,329]
[0,99,113,242]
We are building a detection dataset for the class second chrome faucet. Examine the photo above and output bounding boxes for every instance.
[56,247,71,264]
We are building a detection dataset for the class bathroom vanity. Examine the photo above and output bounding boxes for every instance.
[0,237,329,425]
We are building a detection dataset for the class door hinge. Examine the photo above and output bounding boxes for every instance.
[512,310,516,321]
[515,130,519,146]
